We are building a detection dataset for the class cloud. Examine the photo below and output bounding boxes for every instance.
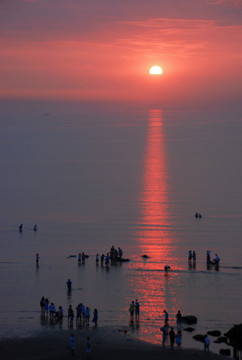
[0,1,241,107]
[115,17,242,58]
[207,0,242,8]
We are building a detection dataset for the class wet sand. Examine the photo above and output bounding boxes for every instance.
[0,327,225,360]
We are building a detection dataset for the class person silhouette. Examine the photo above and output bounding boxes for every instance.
[66,278,72,291]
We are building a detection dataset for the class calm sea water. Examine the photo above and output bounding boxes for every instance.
[0,102,242,353]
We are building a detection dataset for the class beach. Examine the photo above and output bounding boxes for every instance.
[0,327,226,360]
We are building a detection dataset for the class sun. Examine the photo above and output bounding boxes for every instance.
[149,66,163,75]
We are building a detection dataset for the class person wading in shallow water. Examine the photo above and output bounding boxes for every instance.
[129,301,135,321]
[163,309,169,324]
[68,305,74,327]
[40,296,45,317]
[176,310,182,331]
[66,278,72,291]
[135,300,140,320]
[169,327,175,349]
[92,308,98,326]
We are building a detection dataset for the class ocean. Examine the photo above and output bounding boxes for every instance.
[0,102,242,353]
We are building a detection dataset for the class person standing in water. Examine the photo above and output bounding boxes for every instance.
[213,253,220,264]
[135,299,140,320]
[44,298,49,318]
[101,254,105,265]
[78,253,81,264]
[206,250,211,263]
[176,310,182,331]
[163,309,169,324]
[188,250,192,262]
[68,305,74,327]
[192,251,196,262]
[92,308,98,326]
[169,327,175,349]
[129,301,135,321]
[66,278,72,291]
[40,296,45,317]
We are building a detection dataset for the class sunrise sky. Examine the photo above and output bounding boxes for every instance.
[1,0,242,108]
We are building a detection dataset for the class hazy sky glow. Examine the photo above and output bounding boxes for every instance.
[1,0,242,108]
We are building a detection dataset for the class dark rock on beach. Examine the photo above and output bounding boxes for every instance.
[219,349,231,356]
[207,330,221,337]
[224,324,242,350]
[193,334,206,343]
[214,336,228,344]
[182,315,197,324]
[183,327,196,332]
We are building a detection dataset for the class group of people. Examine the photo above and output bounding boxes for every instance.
[18,223,38,232]
[129,299,140,321]
[206,250,220,265]
[110,245,123,260]
[194,212,202,219]
[187,250,221,266]
[160,309,183,349]
[96,246,124,266]
[67,304,98,327]
[40,296,64,323]
[40,296,98,328]
[188,250,196,262]
[77,252,89,264]
[94,253,111,265]
[76,246,123,267]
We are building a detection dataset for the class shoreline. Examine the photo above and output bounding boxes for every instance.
[0,326,226,360]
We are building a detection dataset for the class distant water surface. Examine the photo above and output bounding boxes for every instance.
[0,104,242,353]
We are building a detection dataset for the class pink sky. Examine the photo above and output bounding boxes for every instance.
[0,0,242,108]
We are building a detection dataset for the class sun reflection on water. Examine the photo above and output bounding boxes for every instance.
[128,109,180,343]
[136,109,175,266]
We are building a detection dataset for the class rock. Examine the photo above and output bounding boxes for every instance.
[224,324,242,350]
[219,349,231,356]
[118,258,130,262]
[207,330,221,337]
[182,315,197,324]
[193,334,206,343]
[214,336,228,344]
[183,327,196,332]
